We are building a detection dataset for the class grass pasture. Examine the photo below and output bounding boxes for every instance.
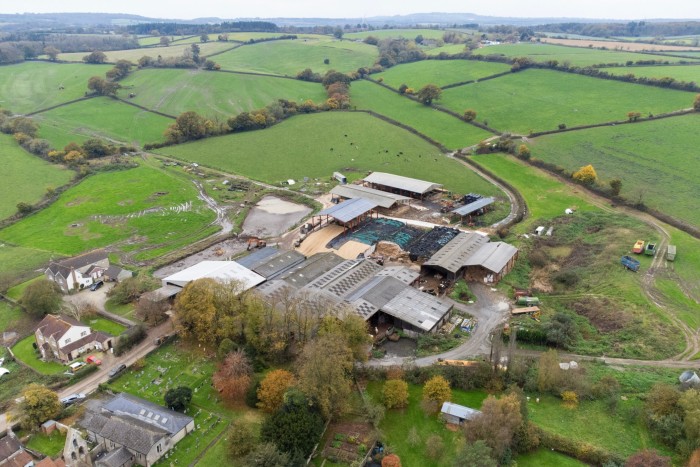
[0,245,56,288]
[81,315,126,335]
[35,97,172,148]
[0,162,217,257]
[0,61,111,114]
[424,44,470,56]
[374,59,510,89]
[605,64,700,83]
[530,113,700,228]
[214,37,378,75]
[528,395,670,458]
[0,348,54,409]
[26,431,67,457]
[351,80,492,149]
[477,43,694,67]
[119,68,326,119]
[473,154,685,359]
[0,134,73,220]
[158,111,502,196]
[440,69,695,133]
[55,41,235,63]
[517,449,586,466]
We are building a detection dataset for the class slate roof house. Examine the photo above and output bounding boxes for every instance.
[79,393,194,467]
[35,315,114,363]
[45,249,131,293]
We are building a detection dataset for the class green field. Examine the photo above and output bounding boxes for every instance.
[0,62,111,114]
[351,80,492,149]
[0,245,56,286]
[5,275,43,301]
[530,113,700,228]
[12,334,67,375]
[440,69,695,133]
[345,28,461,41]
[35,97,173,148]
[56,41,235,63]
[158,112,501,195]
[516,448,586,466]
[605,64,700,82]
[374,59,510,89]
[425,43,470,56]
[477,43,696,66]
[0,301,24,332]
[118,68,326,119]
[528,395,670,458]
[214,37,378,76]
[0,134,74,220]
[26,431,67,457]
[0,162,217,256]
[81,316,126,335]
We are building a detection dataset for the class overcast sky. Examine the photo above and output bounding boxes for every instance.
[5,0,699,21]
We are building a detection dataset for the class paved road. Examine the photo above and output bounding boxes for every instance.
[0,319,174,435]
[367,284,510,367]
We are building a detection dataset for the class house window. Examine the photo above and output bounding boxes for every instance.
[65,338,71,344]
[157,444,162,453]
[81,331,87,337]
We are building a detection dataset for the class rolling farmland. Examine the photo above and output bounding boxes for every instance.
[440,68,695,133]
[530,113,700,228]
[374,59,510,89]
[118,68,327,118]
[35,97,172,148]
[350,80,492,149]
[0,162,216,256]
[158,111,500,195]
[0,134,73,220]
[0,61,111,114]
[213,37,378,75]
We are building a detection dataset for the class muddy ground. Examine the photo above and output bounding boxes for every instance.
[242,196,312,238]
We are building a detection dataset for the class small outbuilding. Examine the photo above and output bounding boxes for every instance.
[440,401,481,425]
[679,370,700,385]
[451,197,494,222]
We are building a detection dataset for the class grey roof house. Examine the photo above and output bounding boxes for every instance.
[79,393,194,467]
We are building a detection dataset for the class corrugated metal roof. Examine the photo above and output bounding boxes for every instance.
[451,197,495,216]
[317,198,378,223]
[464,242,519,273]
[280,253,346,287]
[423,232,489,275]
[382,287,452,332]
[163,261,265,290]
[247,250,306,279]
[331,184,411,209]
[363,172,442,195]
[235,246,279,269]
[441,402,481,420]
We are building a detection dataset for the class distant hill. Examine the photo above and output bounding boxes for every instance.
[0,11,698,31]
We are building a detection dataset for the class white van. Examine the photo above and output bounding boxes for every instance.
[69,361,86,373]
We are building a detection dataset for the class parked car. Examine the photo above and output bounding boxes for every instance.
[108,363,126,379]
[60,393,86,406]
[86,355,102,365]
[90,280,104,291]
[69,361,86,373]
